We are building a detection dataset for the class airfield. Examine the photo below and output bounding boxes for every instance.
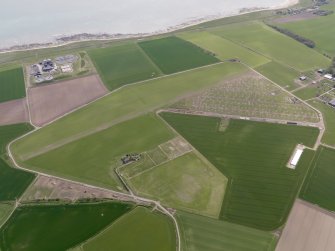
[1,0,335,250]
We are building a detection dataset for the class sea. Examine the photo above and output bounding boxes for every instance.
[0,0,293,49]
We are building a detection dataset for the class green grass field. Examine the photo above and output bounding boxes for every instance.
[23,113,174,190]
[177,211,277,251]
[279,6,335,56]
[82,207,176,251]
[212,21,330,71]
[178,31,270,68]
[300,146,335,211]
[0,123,35,201]
[0,202,133,251]
[0,202,14,226]
[11,63,246,163]
[126,152,227,218]
[161,113,319,230]
[308,100,335,146]
[171,73,319,123]
[88,43,162,90]
[255,61,300,91]
[138,36,220,74]
[0,67,26,103]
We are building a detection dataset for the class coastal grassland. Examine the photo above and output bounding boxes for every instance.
[88,43,162,90]
[161,113,319,230]
[300,146,335,211]
[82,207,176,251]
[0,202,14,226]
[125,152,227,218]
[178,31,270,68]
[255,61,300,91]
[177,211,277,251]
[23,113,174,190]
[0,123,35,201]
[211,21,330,71]
[138,36,220,74]
[0,67,26,103]
[171,73,319,123]
[0,202,133,251]
[11,63,246,162]
[293,81,334,100]
[308,100,335,146]
[279,5,335,56]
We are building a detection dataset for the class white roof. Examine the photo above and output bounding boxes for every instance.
[290,149,303,167]
[324,74,333,79]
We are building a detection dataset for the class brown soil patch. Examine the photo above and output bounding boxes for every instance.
[273,13,319,24]
[276,199,335,251]
[0,98,29,125]
[28,75,108,127]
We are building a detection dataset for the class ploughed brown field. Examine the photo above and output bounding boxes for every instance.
[0,98,28,126]
[276,199,335,251]
[28,75,108,127]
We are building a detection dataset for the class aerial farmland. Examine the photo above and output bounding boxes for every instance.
[1,0,335,250]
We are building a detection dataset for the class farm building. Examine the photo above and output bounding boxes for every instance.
[329,99,335,107]
[299,76,307,81]
[288,146,304,169]
[61,65,73,73]
[324,73,333,80]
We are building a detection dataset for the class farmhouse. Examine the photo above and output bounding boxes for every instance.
[324,73,333,80]
[329,99,335,107]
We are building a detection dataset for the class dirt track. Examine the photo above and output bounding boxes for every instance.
[273,13,318,23]
[0,98,29,125]
[276,199,335,251]
[28,75,108,127]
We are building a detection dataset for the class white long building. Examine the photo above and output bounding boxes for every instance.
[289,148,304,169]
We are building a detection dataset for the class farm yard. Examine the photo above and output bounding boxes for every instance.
[11,63,246,163]
[0,202,133,251]
[124,151,227,218]
[161,113,319,230]
[138,36,220,74]
[22,113,174,190]
[0,99,28,126]
[211,21,330,71]
[28,74,108,126]
[0,123,35,201]
[255,61,300,91]
[300,146,335,211]
[276,200,335,251]
[177,212,277,251]
[171,72,319,123]
[293,81,334,100]
[178,31,270,68]
[0,67,26,103]
[81,207,176,251]
[88,43,162,90]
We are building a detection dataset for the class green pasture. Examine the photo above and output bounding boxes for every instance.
[24,113,174,190]
[82,207,176,251]
[0,67,26,103]
[255,61,300,91]
[300,146,335,211]
[178,31,270,68]
[0,123,35,201]
[138,36,219,74]
[177,212,277,251]
[212,21,330,71]
[161,113,319,230]
[0,202,132,251]
[11,63,246,162]
[127,152,227,218]
[88,43,162,90]
[308,100,335,146]
[0,202,14,226]
[294,81,334,100]
[279,6,335,56]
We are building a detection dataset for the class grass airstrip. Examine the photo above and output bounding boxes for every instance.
[177,212,277,251]
[81,207,176,251]
[0,67,26,103]
[161,113,318,230]
[211,21,330,71]
[0,123,35,201]
[0,202,133,251]
[300,146,335,211]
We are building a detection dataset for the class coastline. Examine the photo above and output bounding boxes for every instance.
[0,0,299,55]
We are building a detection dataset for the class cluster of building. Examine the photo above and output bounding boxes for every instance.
[121,153,142,165]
